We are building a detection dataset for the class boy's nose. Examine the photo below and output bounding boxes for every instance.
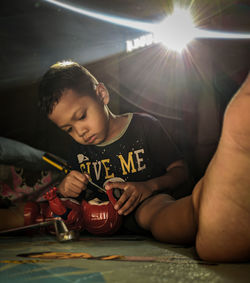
[75,125,87,137]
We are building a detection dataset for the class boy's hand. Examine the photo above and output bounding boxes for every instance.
[105,181,153,215]
[58,171,89,198]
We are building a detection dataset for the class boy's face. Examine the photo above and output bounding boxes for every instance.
[48,85,110,145]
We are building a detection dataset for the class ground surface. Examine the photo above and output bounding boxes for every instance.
[0,234,249,282]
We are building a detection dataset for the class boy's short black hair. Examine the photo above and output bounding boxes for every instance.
[38,60,99,115]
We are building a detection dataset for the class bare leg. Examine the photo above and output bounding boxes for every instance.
[140,74,250,262]
[135,193,197,244]
[135,194,175,230]
[195,74,250,261]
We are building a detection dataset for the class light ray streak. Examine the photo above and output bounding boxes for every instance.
[195,29,250,39]
[44,0,153,31]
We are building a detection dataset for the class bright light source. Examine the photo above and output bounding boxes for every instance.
[152,7,196,52]
[45,0,250,54]
[125,7,196,53]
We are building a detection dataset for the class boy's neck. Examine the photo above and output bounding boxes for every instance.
[100,110,131,146]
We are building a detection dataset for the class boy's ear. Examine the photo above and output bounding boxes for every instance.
[96,83,109,105]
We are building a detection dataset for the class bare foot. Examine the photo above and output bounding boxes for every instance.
[195,74,250,261]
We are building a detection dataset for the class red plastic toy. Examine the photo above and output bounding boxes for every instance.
[24,186,123,236]
[81,198,123,236]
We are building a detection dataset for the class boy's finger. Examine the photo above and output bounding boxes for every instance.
[68,176,87,189]
[121,203,137,216]
[61,185,80,198]
[67,189,80,198]
[105,182,126,190]
[118,196,137,215]
[114,191,129,210]
[69,183,83,193]
[70,171,88,184]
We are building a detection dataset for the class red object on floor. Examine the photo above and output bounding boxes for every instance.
[44,187,84,231]
[44,187,67,216]
[81,199,122,236]
[23,202,41,226]
[24,187,85,232]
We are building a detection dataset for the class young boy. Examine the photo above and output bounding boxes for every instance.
[38,60,190,234]
[39,61,250,262]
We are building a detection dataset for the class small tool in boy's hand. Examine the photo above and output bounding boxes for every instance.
[42,153,106,197]
[83,172,106,194]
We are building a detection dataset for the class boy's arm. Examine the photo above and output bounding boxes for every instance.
[146,159,189,194]
[105,159,189,216]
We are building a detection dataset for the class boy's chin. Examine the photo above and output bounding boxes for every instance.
[76,135,107,146]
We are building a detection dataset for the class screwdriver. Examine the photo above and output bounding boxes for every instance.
[42,152,106,194]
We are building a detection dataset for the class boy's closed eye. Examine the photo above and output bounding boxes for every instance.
[79,113,86,120]
[65,127,72,133]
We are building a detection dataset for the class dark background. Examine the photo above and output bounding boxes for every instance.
[0,0,249,181]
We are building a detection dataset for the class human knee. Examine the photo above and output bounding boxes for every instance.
[135,194,174,231]
[195,205,250,262]
[195,233,217,262]
[150,219,166,242]
[195,232,228,262]
[195,231,250,262]
[151,195,197,244]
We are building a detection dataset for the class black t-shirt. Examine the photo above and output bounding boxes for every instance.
[68,113,182,200]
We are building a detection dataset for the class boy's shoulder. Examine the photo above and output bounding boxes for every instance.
[132,112,159,124]
[131,112,162,131]
[131,112,168,136]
